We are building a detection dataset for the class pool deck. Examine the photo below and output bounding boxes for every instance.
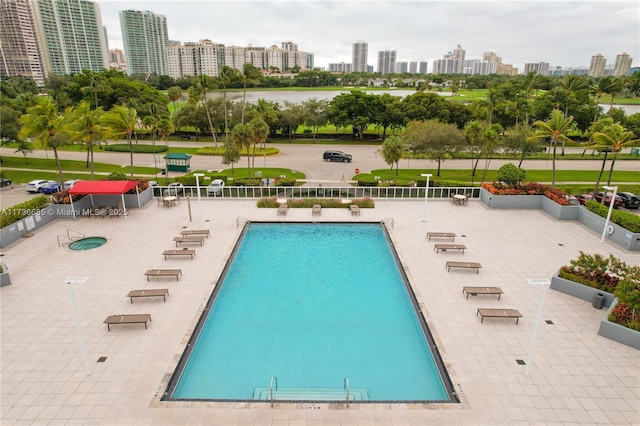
[1,199,638,425]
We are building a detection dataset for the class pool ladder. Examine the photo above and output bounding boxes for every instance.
[57,229,85,247]
[382,217,394,230]
[236,216,249,229]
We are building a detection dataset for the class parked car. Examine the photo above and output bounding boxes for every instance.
[617,192,640,209]
[207,179,225,196]
[26,179,52,193]
[40,181,62,194]
[163,182,185,196]
[64,179,80,190]
[575,194,593,206]
[0,178,12,187]
[594,191,624,208]
[323,150,352,162]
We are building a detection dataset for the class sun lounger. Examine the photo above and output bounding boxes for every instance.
[434,244,466,254]
[312,205,322,216]
[350,205,360,216]
[180,229,210,238]
[173,236,205,247]
[277,204,288,216]
[144,269,182,281]
[463,286,503,300]
[126,289,169,303]
[446,261,482,273]
[163,249,195,260]
[476,308,522,324]
[103,314,151,331]
[426,232,456,241]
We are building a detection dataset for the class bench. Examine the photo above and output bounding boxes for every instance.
[173,236,205,247]
[180,230,210,238]
[446,261,482,273]
[463,286,503,300]
[434,244,466,254]
[103,314,152,331]
[126,289,169,303]
[163,249,195,260]
[144,269,182,281]
[476,308,522,324]
[427,232,456,241]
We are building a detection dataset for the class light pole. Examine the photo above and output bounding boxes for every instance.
[600,185,618,243]
[420,174,432,223]
[66,277,91,376]
[194,173,205,218]
[524,278,550,376]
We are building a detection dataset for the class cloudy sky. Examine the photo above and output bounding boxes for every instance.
[97,0,638,72]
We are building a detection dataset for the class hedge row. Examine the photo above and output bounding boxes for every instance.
[585,200,640,233]
[0,196,50,228]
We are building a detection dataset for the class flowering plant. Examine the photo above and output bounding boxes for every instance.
[483,182,571,205]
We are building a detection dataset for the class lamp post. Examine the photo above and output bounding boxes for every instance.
[524,278,550,376]
[194,173,205,218]
[600,185,618,243]
[420,174,432,223]
[66,277,91,376]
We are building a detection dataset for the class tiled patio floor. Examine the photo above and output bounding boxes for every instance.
[1,199,638,425]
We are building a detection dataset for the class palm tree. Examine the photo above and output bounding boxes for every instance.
[217,66,240,140]
[591,76,615,123]
[67,101,105,179]
[376,135,404,176]
[605,77,624,112]
[248,117,269,169]
[230,123,253,176]
[157,117,175,149]
[196,74,218,147]
[102,105,139,177]
[167,86,182,113]
[80,71,107,109]
[529,109,574,189]
[18,97,71,185]
[483,89,501,126]
[558,75,589,117]
[239,63,262,124]
[463,120,483,179]
[585,122,639,196]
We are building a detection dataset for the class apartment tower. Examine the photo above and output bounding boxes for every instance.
[613,52,632,77]
[352,41,367,72]
[588,53,606,77]
[0,0,47,85]
[377,50,396,74]
[119,9,169,75]
[33,0,109,76]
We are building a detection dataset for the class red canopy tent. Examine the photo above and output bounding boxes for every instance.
[68,181,139,218]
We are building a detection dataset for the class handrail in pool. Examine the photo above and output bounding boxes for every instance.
[269,376,277,407]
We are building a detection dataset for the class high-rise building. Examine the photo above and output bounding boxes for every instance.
[0,0,47,86]
[483,51,517,75]
[119,9,169,75]
[588,53,606,77]
[352,41,367,72]
[418,61,428,74]
[432,45,465,75]
[395,61,407,74]
[613,52,632,76]
[328,62,352,73]
[33,0,109,76]
[524,62,550,76]
[452,44,465,74]
[377,50,396,74]
[109,48,127,71]
[281,41,297,52]
[409,61,417,74]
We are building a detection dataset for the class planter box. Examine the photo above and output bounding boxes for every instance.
[0,211,56,249]
[599,299,640,350]
[550,274,615,308]
[540,196,580,220]
[480,188,542,209]
[0,263,10,286]
[578,208,640,251]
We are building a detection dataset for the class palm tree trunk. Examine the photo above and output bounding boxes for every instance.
[592,152,608,196]
[223,88,229,140]
[128,134,135,177]
[241,84,247,125]
[606,152,618,186]
[551,140,557,189]
[52,147,65,185]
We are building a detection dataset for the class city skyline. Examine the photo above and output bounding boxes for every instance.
[96,0,639,73]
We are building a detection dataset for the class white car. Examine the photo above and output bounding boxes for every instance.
[64,179,80,190]
[26,179,53,193]
[207,179,225,196]
[163,182,185,196]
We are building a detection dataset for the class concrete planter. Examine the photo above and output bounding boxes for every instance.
[578,208,640,251]
[540,196,580,220]
[0,211,56,249]
[480,187,542,209]
[550,273,615,308]
[599,299,640,350]
[0,263,10,286]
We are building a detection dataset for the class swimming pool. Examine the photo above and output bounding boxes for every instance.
[164,223,457,402]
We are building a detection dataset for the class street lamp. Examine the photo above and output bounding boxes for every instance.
[420,174,432,223]
[524,278,550,376]
[66,277,91,376]
[600,185,618,243]
[194,173,205,218]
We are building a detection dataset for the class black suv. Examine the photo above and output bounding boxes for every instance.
[323,150,352,162]
[618,192,640,209]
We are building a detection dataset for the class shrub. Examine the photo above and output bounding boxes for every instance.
[105,143,167,153]
[496,163,526,186]
[0,196,50,228]
[483,182,571,205]
[584,200,640,233]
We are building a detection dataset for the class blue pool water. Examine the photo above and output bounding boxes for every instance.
[68,237,107,250]
[168,223,453,402]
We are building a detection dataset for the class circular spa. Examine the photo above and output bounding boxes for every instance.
[68,237,107,251]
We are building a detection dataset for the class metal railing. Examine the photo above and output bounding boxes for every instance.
[154,185,481,200]
[344,377,350,407]
[57,229,85,247]
[269,376,277,407]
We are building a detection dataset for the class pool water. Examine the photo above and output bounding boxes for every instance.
[68,237,107,250]
[167,223,454,402]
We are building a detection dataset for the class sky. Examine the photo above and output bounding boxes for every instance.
[97,0,639,73]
